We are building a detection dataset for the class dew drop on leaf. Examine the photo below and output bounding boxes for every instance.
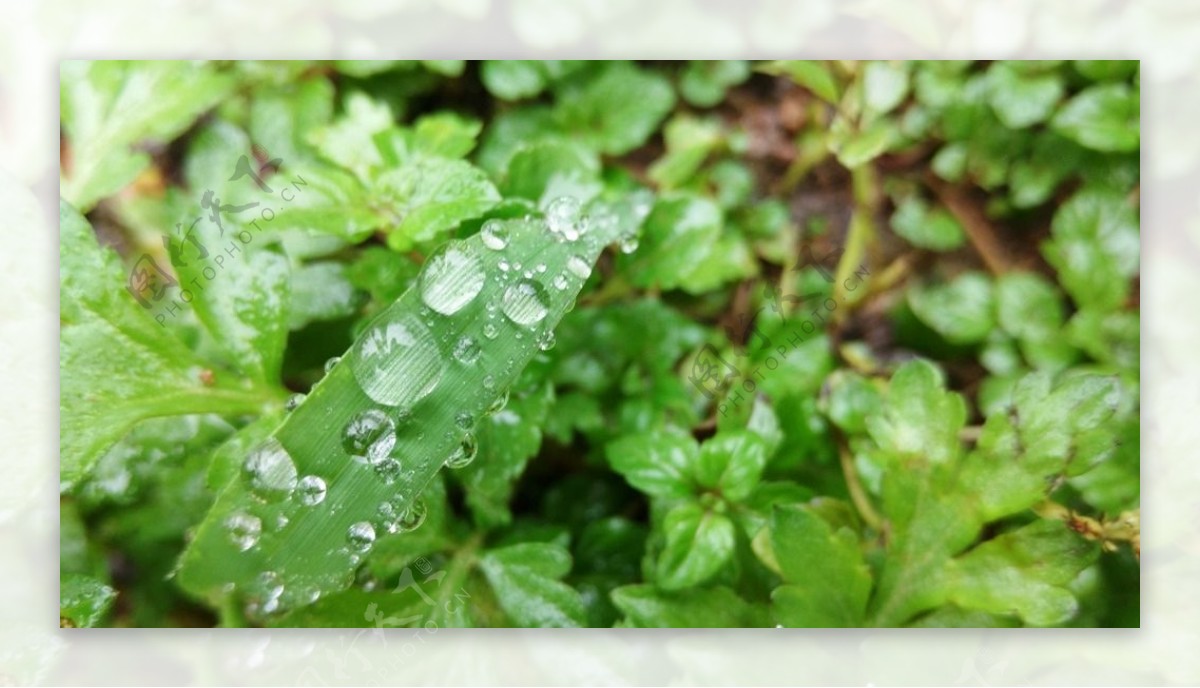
[284,393,305,412]
[445,433,478,469]
[552,274,569,290]
[323,356,341,374]
[352,316,444,407]
[501,279,550,325]
[567,255,591,279]
[347,521,376,551]
[342,409,397,465]
[419,244,485,315]
[619,235,640,254]
[455,411,474,430]
[537,330,556,351]
[480,219,509,250]
[487,389,509,414]
[243,438,298,501]
[483,322,499,340]
[374,458,401,484]
[225,512,262,551]
[296,475,327,506]
[453,335,482,364]
[546,196,585,241]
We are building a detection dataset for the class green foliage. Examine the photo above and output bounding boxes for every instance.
[60,60,1138,628]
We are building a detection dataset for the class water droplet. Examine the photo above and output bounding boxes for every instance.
[535,263,547,273]
[502,279,550,326]
[619,235,640,254]
[455,411,474,430]
[481,220,508,250]
[285,393,305,412]
[452,335,482,364]
[324,356,341,374]
[498,259,511,272]
[243,438,297,501]
[226,512,262,551]
[487,390,509,414]
[342,409,397,465]
[297,475,327,506]
[395,500,427,533]
[546,197,585,241]
[274,513,290,530]
[419,244,485,316]
[538,330,556,351]
[483,322,499,340]
[352,316,443,407]
[567,255,591,280]
[248,571,285,617]
[374,458,401,484]
[552,274,569,290]
[445,433,477,469]
[483,375,496,390]
[347,522,376,551]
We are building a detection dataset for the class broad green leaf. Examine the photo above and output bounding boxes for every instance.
[986,62,1064,129]
[177,203,625,617]
[288,262,359,330]
[1051,84,1139,152]
[60,574,117,628]
[61,60,235,210]
[943,520,1098,626]
[606,429,699,500]
[829,118,895,168]
[612,585,761,628]
[866,360,967,467]
[679,60,752,108]
[307,92,394,180]
[890,195,966,251]
[759,60,840,104]
[503,139,601,204]
[623,195,722,290]
[248,76,335,164]
[479,543,587,627]
[655,502,736,590]
[60,202,278,490]
[648,115,724,189]
[1073,60,1138,82]
[769,505,871,627]
[995,272,1065,343]
[1042,187,1139,311]
[378,157,501,250]
[908,271,995,344]
[481,60,549,100]
[862,61,910,116]
[692,431,768,502]
[556,62,675,155]
[819,370,883,435]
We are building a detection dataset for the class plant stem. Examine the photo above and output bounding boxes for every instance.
[838,439,883,531]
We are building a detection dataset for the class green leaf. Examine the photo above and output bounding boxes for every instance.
[759,60,840,104]
[862,61,910,116]
[986,62,1064,129]
[59,201,277,490]
[1042,187,1139,311]
[692,431,768,502]
[769,505,871,627]
[679,60,752,108]
[61,60,235,210]
[288,262,359,330]
[479,543,587,627]
[995,272,1065,343]
[944,520,1099,626]
[623,194,722,290]
[503,138,601,204]
[866,360,967,467]
[612,585,761,628]
[1052,84,1139,152]
[890,195,966,251]
[308,92,394,181]
[820,370,883,434]
[648,115,724,189]
[556,62,675,155]
[606,429,699,500]
[656,502,736,590]
[377,157,501,250]
[829,118,896,168]
[248,76,335,164]
[481,60,549,100]
[908,271,995,344]
[60,574,117,628]
[177,204,625,616]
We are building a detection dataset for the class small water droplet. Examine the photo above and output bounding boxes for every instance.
[483,322,499,340]
[243,438,297,501]
[481,220,509,250]
[419,244,485,316]
[453,335,482,364]
[395,500,427,533]
[483,375,496,390]
[284,393,305,412]
[445,433,478,469]
[487,390,510,414]
[552,274,569,290]
[226,512,262,551]
[342,409,396,465]
[538,330,556,351]
[502,279,550,326]
[297,475,327,505]
[374,458,401,484]
[546,197,585,241]
[619,235,640,254]
[347,522,376,551]
[324,356,341,374]
[567,255,591,280]
[455,411,474,430]
[498,259,511,272]
[352,316,443,407]
[535,263,547,273]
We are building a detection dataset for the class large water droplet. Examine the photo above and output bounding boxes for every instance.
[347,521,376,551]
[352,316,443,407]
[226,512,262,551]
[243,438,297,501]
[502,279,550,326]
[566,255,591,280]
[297,475,327,506]
[445,433,478,469]
[342,409,397,465]
[487,390,509,415]
[452,335,482,365]
[394,499,427,533]
[419,244,485,316]
[480,220,509,250]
